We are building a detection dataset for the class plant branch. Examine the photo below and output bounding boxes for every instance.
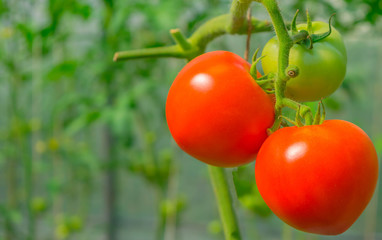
[229,0,253,33]
[208,166,242,240]
[113,46,182,62]
[114,14,272,62]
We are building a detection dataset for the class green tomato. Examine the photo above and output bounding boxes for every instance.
[261,21,347,102]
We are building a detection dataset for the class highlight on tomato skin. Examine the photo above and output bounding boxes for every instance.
[165,51,275,168]
[254,120,379,235]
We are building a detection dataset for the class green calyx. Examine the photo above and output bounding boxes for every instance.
[251,49,275,93]
[312,100,326,125]
[274,99,327,128]
[290,10,336,49]
[310,13,335,43]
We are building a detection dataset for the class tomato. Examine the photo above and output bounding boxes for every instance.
[255,120,379,235]
[261,21,347,102]
[166,51,275,167]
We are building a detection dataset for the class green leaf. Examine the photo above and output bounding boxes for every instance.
[46,60,79,81]
[16,23,34,51]
[71,3,92,19]
[65,111,102,136]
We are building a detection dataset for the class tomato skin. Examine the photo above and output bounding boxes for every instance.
[166,51,275,167]
[262,21,347,102]
[255,120,379,235]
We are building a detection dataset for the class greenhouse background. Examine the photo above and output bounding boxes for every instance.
[0,0,381,239]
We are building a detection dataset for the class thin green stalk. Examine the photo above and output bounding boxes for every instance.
[208,166,242,240]
[113,46,181,61]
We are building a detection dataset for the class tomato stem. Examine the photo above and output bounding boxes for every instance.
[262,0,293,127]
[229,0,253,34]
[291,30,309,43]
[261,0,314,129]
[208,166,242,240]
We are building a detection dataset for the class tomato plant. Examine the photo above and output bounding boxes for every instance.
[115,0,380,238]
[166,51,274,167]
[255,120,379,235]
[261,21,347,102]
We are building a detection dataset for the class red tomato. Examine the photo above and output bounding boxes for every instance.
[166,51,274,167]
[255,120,379,235]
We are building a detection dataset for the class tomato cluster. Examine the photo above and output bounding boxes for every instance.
[165,20,378,235]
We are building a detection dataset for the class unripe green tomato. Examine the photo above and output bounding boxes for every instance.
[261,21,347,102]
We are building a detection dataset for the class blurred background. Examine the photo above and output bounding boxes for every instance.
[0,0,381,239]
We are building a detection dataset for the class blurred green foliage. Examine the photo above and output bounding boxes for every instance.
[0,0,381,240]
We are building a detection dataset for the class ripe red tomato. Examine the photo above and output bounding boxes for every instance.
[166,51,274,167]
[255,120,379,235]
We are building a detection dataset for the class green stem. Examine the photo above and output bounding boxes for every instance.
[113,46,182,61]
[208,166,242,240]
[170,29,193,50]
[291,30,309,43]
[229,0,252,33]
[262,0,313,129]
[262,0,292,82]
